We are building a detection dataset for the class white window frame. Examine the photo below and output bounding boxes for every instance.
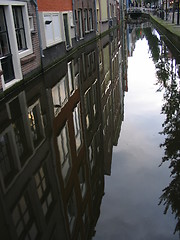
[0,1,33,90]
[43,12,62,47]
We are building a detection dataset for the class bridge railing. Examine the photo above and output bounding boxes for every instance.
[127,7,154,14]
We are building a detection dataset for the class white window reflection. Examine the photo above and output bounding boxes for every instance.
[73,104,82,152]
[57,123,71,183]
[52,76,68,116]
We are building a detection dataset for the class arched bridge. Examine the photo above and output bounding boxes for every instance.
[127,7,153,19]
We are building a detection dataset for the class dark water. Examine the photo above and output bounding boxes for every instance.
[94,24,180,240]
[0,21,180,240]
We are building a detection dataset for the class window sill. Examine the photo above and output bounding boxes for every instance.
[19,48,33,59]
[3,78,21,91]
[20,54,36,65]
[46,39,62,48]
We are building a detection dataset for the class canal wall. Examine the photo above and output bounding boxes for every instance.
[150,15,180,53]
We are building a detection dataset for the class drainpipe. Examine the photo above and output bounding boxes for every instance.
[31,0,44,59]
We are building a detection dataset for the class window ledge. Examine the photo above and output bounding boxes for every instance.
[3,78,21,91]
[20,54,36,65]
[19,49,33,59]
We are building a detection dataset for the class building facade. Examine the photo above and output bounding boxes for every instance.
[0,0,41,92]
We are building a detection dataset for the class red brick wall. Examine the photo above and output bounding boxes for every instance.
[37,0,72,11]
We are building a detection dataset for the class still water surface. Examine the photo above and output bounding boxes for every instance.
[94,25,180,240]
[1,21,180,240]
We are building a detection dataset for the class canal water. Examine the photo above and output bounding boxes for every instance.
[0,20,180,240]
[93,23,180,240]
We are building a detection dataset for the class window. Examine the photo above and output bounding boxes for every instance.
[92,81,98,118]
[52,76,68,116]
[88,144,94,171]
[34,165,53,219]
[87,53,92,76]
[63,13,71,48]
[28,101,44,147]
[78,9,83,39]
[44,13,61,46]
[92,51,96,71]
[84,9,88,32]
[82,53,86,78]
[9,97,30,165]
[88,136,96,171]
[89,9,93,30]
[12,193,38,240]
[67,190,76,233]
[73,104,82,152]
[12,6,27,51]
[0,132,17,187]
[78,164,86,198]
[84,89,91,130]
[57,123,71,183]
[67,61,74,95]
[0,7,15,83]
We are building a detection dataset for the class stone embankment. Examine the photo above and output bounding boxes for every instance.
[150,15,180,53]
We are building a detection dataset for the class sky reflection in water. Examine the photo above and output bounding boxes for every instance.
[94,38,179,240]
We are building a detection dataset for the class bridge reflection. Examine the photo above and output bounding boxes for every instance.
[127,7,153,19]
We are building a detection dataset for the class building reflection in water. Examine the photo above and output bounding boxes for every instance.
[0,28,127,240]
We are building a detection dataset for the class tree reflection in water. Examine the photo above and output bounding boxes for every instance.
[158,70,180,236]
[144,25,180,236]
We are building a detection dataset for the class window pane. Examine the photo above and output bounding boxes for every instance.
[63,14,71,47]
[12,194,38,239]
[0,33,10,57]
[52,14,61,41]
[1,55,15,83]
[34,165,53,218]
[44,14,54,44]
[73,105,82,151]
[59,77,67,105]
[12,6,27,51]
[28,104,43,147]
[57,124,71,182]
[68,62,74,94]
[0,133,14,184]
[9,98,29,164]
